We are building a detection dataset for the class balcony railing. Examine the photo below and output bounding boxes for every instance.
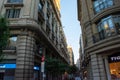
[2,46,16,53]
[38,9,44,17]
[7,0,23,3]
[93,29,120,43]
[52,32,55,41]
[3,46,16,50]
[93,32,105,43]
[46,22,51,36]
[93,0,114,14]
[5,0,23,7]
[46,20,50,27]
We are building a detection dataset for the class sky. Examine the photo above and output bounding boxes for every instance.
[60,0,81,63]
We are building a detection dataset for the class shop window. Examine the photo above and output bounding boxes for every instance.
[108,54,120,79]
[0,63,40,80]
[0,73,4,80]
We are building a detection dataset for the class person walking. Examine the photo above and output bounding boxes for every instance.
[75,77,81,80]
[63,72,69,80]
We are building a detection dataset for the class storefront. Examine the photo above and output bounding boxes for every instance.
[0,64,40,80]
[108,53,120,80]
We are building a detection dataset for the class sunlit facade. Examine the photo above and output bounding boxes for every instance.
[54,0,60,11]
[77,0,120,80]
[67,46,74,65]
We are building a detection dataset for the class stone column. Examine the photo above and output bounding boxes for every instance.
[97,55,107,80]
[15,31,35,80]
[91,54,111,80]
[91,54,100,80]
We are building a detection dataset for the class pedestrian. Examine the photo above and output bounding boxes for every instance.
[75,77,81,80]
[63,72,69,80]
[71,77,75,80]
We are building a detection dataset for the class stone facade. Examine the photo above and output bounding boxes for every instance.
[77,0,120,80]
[67,46,74,66]
[0,0,69,80]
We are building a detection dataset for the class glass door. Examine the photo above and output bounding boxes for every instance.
[0,72,4,80]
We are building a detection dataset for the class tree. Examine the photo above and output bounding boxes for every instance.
[45,57,68,73]
[45,57,59,73]
[45,57,69,80]
[67,65,78,74]
[58,62,69,74]
[0,16,9,62]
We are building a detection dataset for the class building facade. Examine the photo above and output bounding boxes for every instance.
[79,36,84,79]
[67,46,74,66]
[76,59,80,70]
[0,0,69,80]
[77,0,120,80]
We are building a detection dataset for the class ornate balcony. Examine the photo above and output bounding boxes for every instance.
[38,9,45,21]
[3,46,16,53]
[93,28,120,43]
[4,0,23,7]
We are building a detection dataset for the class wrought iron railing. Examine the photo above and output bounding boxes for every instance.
[38,9,44,18]
[3,46,16,50]
[7,0,23,3]
[93,29,120,43]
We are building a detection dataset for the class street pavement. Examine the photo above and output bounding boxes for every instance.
[75,77,81,80]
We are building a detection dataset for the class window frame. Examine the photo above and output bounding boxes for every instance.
[7,0,23,3]
[96,16,117,38]
[7,36,18,50]
[93,0,114,14]
[5,9,20,18]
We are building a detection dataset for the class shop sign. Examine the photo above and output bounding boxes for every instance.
[0,64,40,70]
[0,65,5,68]
[34,66,40,70]
[0,64,16,68]
[111,56,120,61]
[109,56,120,62]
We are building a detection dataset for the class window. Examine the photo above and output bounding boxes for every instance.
[97,16,115,38]
[9,36,17,46]
[93,0,113,14]
[6,9,20,18]
[7,0,22,3]
[9,36,17,42]
[38,0,44,11]
[5,36,18,50]
[7,0,23,3]
[113,15,120,33]
[46,13,50,21]
[47,1,50,8]
[38,3,42,10]
[97,23,105,40]
[93,15,120,43]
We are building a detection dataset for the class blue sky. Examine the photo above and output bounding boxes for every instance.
[60,0,81,63]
